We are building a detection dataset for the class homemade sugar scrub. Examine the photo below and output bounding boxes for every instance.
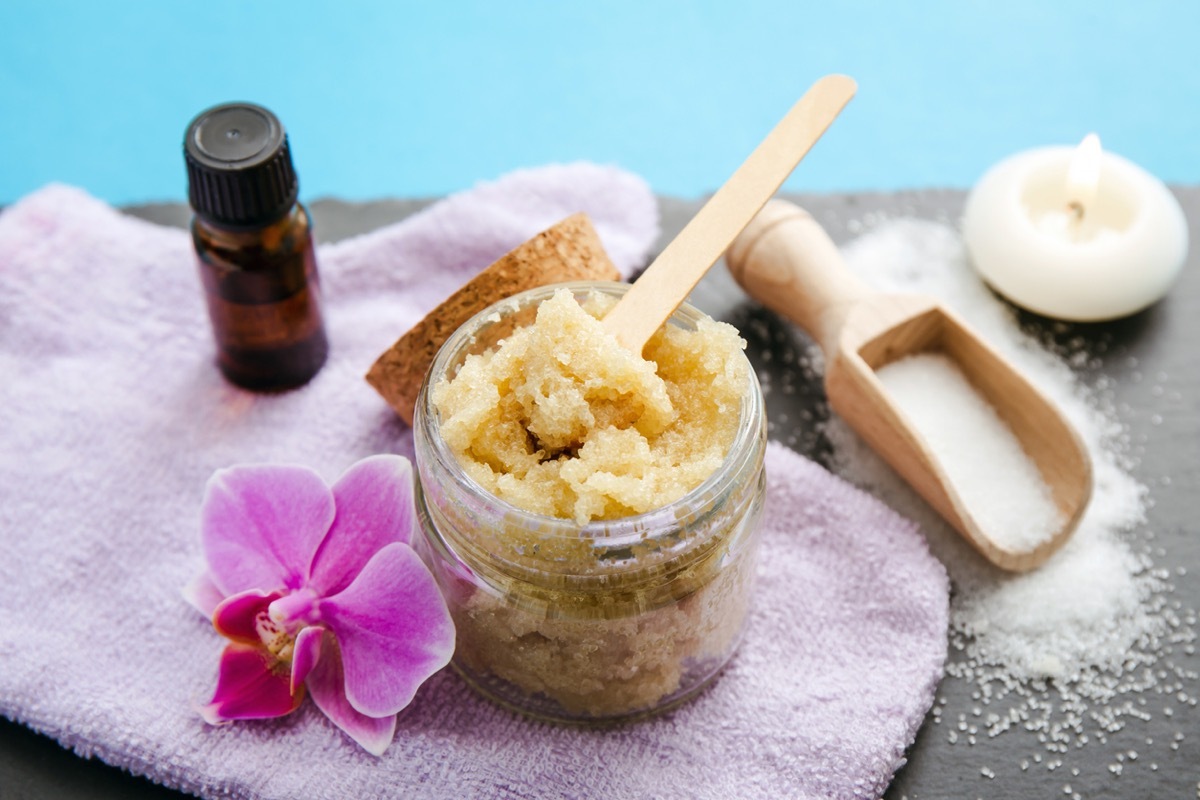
[431,286,747,522]
[875,352,1064,552]
[412,282,766,722]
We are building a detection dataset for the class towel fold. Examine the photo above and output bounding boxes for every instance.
[0,165,948,800]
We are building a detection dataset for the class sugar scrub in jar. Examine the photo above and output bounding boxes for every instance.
[412,281,766,723]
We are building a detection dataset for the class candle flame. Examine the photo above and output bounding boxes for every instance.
[1065,133,1102,218]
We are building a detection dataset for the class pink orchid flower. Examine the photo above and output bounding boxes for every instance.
[183,454,454,755]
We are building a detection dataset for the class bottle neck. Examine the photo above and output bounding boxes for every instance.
[192,204,310,252]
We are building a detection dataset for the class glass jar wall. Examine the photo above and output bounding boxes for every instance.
[413,282,766,723]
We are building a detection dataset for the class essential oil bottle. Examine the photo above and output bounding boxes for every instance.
[184,102,328,390]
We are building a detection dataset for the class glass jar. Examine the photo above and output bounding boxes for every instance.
[412,281,766,723]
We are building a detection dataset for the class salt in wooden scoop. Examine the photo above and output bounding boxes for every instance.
[726,200,1093,571]
[601,74,857,352]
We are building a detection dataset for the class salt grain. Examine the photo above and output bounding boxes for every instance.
[875,353,1062,551]
[808,218,1197,776]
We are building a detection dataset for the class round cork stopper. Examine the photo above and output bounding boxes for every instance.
[366,213,622,425]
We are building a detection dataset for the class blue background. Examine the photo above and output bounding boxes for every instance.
[2,1,1197,205]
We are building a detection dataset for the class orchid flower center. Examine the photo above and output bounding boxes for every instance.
[253,588,322,665]
[254,613,296,662]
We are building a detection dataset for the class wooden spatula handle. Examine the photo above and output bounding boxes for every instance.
[726,199,872,356]
[602,75,857,354]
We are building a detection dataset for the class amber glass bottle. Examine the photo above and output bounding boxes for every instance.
[184,102,328,390]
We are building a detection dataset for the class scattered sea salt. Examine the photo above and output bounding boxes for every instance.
[875,352,1063,552]
[797,217,1198,778]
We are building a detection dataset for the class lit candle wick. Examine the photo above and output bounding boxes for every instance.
[1064,133,1102,236]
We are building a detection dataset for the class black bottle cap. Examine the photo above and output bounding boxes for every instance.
[184,102,299,229]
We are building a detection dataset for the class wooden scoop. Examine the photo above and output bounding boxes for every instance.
[602,74,857,353]
[726,200,1093,571]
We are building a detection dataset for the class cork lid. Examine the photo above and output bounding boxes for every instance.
[367,213,622,425]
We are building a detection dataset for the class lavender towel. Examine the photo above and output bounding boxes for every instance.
[0,166,948,800]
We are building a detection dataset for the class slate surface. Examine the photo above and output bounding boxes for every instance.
[1,189,1196,799]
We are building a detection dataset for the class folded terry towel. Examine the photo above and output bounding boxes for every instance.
[0,166,948,800]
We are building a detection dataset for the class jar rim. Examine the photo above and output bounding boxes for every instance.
[414,280,765,553]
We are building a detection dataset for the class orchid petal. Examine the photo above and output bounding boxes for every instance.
[291,626,323,695]
[307,455,418,596]
[201,464,336,596]
[306,632,397,756]
[199,643,301,723]
[182,571,225,617]
[212,589,280,644]
[321,543,455,717]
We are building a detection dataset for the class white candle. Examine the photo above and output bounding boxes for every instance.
[962,135,1189,321]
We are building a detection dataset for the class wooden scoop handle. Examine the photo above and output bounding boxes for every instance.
[726,199,873,356]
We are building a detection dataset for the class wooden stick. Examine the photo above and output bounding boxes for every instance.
[600,74,857,354]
